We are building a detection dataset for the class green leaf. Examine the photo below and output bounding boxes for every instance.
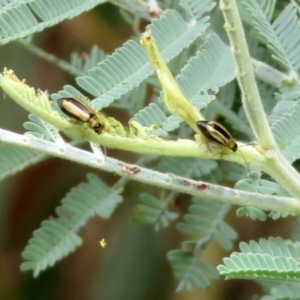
[218,238,300,281]
[177,198,236,250]
[236,171,288,196]
[112,81,147,116]
[20,173,122,277]
[271,99,300,163]
[53,10,209,110]
[168,249,219,291]
[236,206,267,221]
[261,282,300,300]
[242,1,300,71]
[24,114,60,140]
[132,103,170,137]
[132,193,178,231]
[168,197,236,291]
[210,100,252,136]
[177,32,235,97]
[180,0,216,20]
[0,0,106,45]
[0,144,46,181]
[70,45,106,75]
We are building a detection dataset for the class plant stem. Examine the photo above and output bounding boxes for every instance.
[219,0,300,200]
[219,0,277,150]
[1,128,300,214]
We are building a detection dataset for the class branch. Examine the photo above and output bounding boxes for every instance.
[1,128,299,214]
[219,0,277,149]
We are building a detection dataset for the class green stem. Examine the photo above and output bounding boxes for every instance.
[265,152,300,200]
[219,0,277,149]
[1,128,300,214]
[219,0,300,200]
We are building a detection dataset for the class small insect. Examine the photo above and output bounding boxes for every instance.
[196,120,237,152]
[57,97,103,134]
[196,120,251,172]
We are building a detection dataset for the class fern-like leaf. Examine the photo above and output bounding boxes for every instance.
[132,103,170,137]
[236,206,267,221]
[168,197,236,291]
[271,99,300,163]
[236,171,288,196]
[177,197,236,250]
[53,10,209,110]
[180,0,216,20]
[268,95,298,126]
[0,0,105,45]
[261,282,300,300]
[112,81,147,116]
[211,100,252,136]
[20,173,122,277]
[236,172,291,220]
[0,144,45,181]
[177,32,235,97]
[242,1,300,71]
[218,237,300,281]
[132,193,178,231]
[24,114,61,141]
[70,45,106,75]
[168,249,219,291]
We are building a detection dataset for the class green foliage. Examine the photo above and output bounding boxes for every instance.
[168,197,236,291]
[133,103,172,137]
[20,173,122,277]
[132,193,178,230]
[53,10,210,110]
[1,0,300,297]
[180,0,216,20]
[70,45,107,75]
[218,238,300,281]
[0,143,45,181]
[236,172,292,220]
[168,249,219,291]
[236,171,287,196]
[236,206,267,221]
[24,114,60,141]
[261,283,300,300]
[0,0,105,45]
[271,98,300,163]
[177,32,235,96]
[241,1,300,71]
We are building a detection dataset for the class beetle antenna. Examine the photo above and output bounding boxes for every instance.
[237,148,250,173]
[101,135,107,161]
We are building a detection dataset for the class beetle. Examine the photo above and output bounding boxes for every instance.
[196,120,237,152]
[57,97,103,134]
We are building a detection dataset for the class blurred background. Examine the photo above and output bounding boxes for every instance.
[0,2,292,300]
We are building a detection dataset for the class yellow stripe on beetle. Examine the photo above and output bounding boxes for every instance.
[57,97,103,134]
[196,120,237,152]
